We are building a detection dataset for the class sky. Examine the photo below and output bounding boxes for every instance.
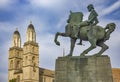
[0,0,120,82]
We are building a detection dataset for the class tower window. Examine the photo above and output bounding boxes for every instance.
[17,75,20,82]
[17,51,19,57]
[32,46,34,52]
[16,61,20,69]
[33,63,36,72]
[52,79,55,82]
[25,56,28,65]
[10,60,13,69]
[32,56,36,72]
[44,78,46,82]
[32,56,35,63]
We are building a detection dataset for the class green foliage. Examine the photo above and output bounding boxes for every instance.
[9,78,16,82]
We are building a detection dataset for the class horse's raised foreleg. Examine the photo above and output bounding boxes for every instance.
[67,38,76,56]
[54,32,69,46]
[54,32,60,46]
[95,42,109,56]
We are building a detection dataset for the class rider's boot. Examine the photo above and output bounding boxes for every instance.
[77,40,83,45]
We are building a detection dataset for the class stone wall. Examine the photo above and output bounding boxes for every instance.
[55,55,113,82]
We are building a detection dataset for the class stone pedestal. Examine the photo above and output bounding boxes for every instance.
[55,55,113,82]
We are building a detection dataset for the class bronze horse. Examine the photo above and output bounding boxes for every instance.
[54,12,115,57]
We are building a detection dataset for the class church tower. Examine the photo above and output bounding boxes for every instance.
[8,28,23,82]
[22,22,39,82]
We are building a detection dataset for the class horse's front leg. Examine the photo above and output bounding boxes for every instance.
[54,32,69,46]
[67,38,76,56]
[54,32,60,46]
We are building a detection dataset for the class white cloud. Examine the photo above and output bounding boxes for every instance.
[0,22,15,32]
[0,0,10,7]
[0,73,7,82]
[28,0,67,8]
[0,0,17,9]
[0,40,9,82]
[100,0,120,16]
[37,33,63,69]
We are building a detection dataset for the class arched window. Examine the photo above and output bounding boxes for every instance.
[32,56,35,63]
[16,61,20,69]
[25,56,28,65]
[17,75,20,82]
[17,51,19,57]
[28,31,30,41]
[32,31,33,41]
[30,31,32,41]
[33,63,36,72]
[44,78,46,82]
[52,79,55,82]
[32,56,36,72]
[25,46,28,52]
[10,60,13,69]
[33,32,36,42]
[32,46,34,52]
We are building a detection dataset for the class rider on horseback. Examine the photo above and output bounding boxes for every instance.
[54,4,116,57]
[77,4,99,45]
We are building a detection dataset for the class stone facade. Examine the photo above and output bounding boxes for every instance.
[39,68,55,82]
[55,56,113,82]
[8,22,54,82]
[112,68,120,82]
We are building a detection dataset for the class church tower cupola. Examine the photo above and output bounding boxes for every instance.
[12,28,21,47]
[23,22,39,82]
[26,21,36,42]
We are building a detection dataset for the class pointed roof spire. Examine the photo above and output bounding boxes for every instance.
[30,20,32,24]
[14,28,20,35]
[16,27,18,31]
[28,21,34,30]
[12,28,21,47]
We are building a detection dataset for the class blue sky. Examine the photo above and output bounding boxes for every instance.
[0,0,120,81]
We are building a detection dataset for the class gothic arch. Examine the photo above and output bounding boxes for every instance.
[16,61,20,69]
[32,56,35,62]
[25,56,28,65]
[10,60,13,69]
[17,75,20,82]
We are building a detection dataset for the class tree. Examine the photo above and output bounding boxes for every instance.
[9,78,16,82]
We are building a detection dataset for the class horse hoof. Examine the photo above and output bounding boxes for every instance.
[93,54,101,57]
[56,41,60,46]
[80,54,85,57]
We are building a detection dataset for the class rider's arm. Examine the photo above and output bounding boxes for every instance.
[94,18,99,25]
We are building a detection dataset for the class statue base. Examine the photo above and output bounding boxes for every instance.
[55,55,113,82]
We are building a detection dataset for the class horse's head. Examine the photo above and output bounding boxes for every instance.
[105,23,116,31]
[68,11,83,23]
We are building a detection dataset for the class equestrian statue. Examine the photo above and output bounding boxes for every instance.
[54,4,116,57]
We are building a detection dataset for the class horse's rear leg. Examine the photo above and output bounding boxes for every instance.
[95,42,109,56]
[80,38,97,57]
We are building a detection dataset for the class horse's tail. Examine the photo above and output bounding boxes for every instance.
[103,23,116,42]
